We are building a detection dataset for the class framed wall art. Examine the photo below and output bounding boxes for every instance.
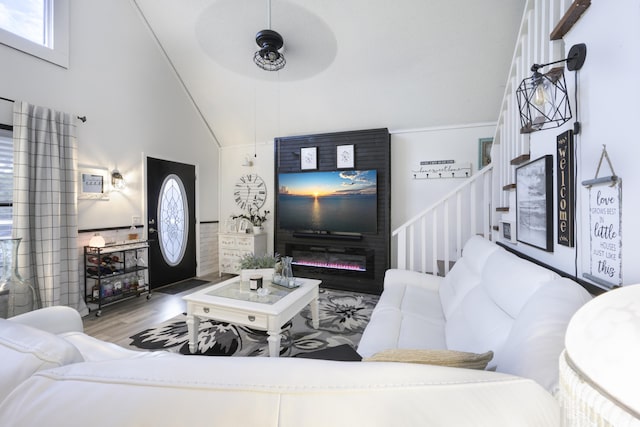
[515,155,553,251]
[300,147,317,170]
[501,220,517,243]
[478,137,493,169]
[78,167,109,200]
[336,144,354,169]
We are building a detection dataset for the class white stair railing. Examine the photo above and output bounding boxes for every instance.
[393,0,576,276]
[393,166,494,275]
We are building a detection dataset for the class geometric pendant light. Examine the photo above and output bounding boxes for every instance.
[516,43,587,133]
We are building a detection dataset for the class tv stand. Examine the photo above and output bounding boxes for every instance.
[292,231,362,241]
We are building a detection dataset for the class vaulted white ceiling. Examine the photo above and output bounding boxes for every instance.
[133,0,526,148]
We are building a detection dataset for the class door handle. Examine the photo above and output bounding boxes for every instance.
[149,228,157,233]
[149,219,155,225]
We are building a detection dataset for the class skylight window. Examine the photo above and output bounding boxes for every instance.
[0,0,68,68]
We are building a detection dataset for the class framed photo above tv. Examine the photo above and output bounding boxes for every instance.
[336,144,354,169]
[300,147,317,170]
[515,155,553,251]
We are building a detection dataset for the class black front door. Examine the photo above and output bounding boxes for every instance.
[146,157,196,289]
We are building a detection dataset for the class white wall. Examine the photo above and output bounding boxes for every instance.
[219,141,276,252]
[498,0,640,287]
[0,0,219,231]
[391,124,495,229]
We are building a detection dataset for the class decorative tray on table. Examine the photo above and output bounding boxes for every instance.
[271,278,302,289]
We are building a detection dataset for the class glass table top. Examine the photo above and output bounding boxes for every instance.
[205,280,297,305]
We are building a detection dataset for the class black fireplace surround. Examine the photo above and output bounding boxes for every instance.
[274,128,390,295]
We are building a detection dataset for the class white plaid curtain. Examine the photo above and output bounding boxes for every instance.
[12,101,87,314]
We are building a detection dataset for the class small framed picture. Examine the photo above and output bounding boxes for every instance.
[501,221,517,243]
[300,147,317,170]
[478,138,493,169]
[78,167,110,200]
[225,219,238,233]
[238,218,251,233]
[336,144,354,169]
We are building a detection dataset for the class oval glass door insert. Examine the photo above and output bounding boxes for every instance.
[157,174,188,266]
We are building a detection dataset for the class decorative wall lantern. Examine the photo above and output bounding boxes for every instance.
[516,43,587,134]
[111,168,125,191]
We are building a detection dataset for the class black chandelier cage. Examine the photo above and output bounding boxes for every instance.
[516,67,571,133]
[516,43,587,134]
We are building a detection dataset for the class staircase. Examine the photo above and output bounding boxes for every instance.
[392,165,494,275]
[392,0,584,275]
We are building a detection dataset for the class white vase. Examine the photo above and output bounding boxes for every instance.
[0,238,37,318]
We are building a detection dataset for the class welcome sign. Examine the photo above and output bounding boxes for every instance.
[557,130,574,247]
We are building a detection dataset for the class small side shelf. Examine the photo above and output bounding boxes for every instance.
[84,241,150,317]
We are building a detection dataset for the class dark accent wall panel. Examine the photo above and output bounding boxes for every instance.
[274,128,390,294]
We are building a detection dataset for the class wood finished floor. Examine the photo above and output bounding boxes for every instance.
[82,273,233,348]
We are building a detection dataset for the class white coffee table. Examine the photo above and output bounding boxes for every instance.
[183,276,321,357]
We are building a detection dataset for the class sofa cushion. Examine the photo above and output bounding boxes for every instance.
[444,249,559,366]
[364,349,494,370]
[357,308,446,358]
[493,278,591,393]
[439,236,501,318]
[60,331,177,362]
[0,318,84,403]
[482,249,559,319]
[357,280,446,358]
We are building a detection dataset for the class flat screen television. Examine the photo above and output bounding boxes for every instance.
[277,170,377,234]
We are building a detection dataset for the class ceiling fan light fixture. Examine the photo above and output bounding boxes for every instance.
[253,29,286,71]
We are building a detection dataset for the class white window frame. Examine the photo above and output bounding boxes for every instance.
[0,0,69,68]
[0,126,13,238]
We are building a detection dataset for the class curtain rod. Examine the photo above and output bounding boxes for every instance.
[0,96,86,122]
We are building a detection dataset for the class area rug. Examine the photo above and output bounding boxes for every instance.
[154,278,210,295]
[129,289,379,357]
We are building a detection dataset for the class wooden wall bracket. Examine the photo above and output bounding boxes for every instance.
[550,0,591,40]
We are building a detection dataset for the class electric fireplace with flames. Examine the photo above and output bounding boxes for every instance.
[286,244,374,279]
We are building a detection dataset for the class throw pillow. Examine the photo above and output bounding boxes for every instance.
[363,348,494,370]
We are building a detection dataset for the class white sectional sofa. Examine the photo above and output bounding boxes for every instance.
[0,236,592,426]
[357,236,592,394]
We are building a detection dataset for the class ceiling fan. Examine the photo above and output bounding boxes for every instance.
[253,0,286,71]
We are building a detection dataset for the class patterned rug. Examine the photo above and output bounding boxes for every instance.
[129,289,379,357]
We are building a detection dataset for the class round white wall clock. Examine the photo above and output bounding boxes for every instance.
[233,173,267,211]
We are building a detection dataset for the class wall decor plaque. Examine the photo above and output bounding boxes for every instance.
[582,146,622,289]
[557,130,575,247]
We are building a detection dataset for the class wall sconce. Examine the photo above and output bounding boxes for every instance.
[111,168,126,190]
[516,43,587,134]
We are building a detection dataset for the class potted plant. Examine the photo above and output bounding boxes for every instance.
[238,252,280,282]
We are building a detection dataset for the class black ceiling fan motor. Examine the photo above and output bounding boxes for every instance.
[255,29,284,60]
